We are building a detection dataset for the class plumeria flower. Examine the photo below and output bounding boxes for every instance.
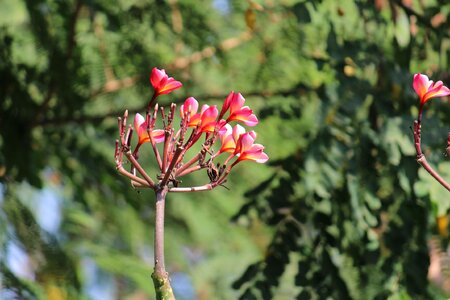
[198,105,219,133]
[216,119,228,135]
[134,113,165,146]
[180,97,199,120]
[218,124,246,154]
[413,73,450,106]
[233,131,268,163]
[185,104,219,133]
[180,97,204,128]
[219,92,258,126]
[150,67,183,96]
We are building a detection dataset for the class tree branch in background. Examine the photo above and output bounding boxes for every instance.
[94,14,116,84]
[32,0,83,127]
[168,0,184,55]
[66,0,83,62]
[90,75,140,98]
[168,31,253,70]
[38,85,313,127]
[88,31,254,98]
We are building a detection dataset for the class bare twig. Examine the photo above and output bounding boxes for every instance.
[117,165,151,187]
[125,151,155,187]
[160,145,184,187]
[147,109,163,170]
[413,120,450,191]
[175,153,201,176]
[169,184,213,193]
[177,165,203,177]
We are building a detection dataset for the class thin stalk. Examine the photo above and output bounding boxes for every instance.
[417,155,450,191]
[125,152,155,187]
[160,146,184,187]
[151,186,175,300]
[147,92,158,113]
[146,109,163,170]
[175,153,201,176]
[146,127,163,170]
[413,116,450,192]
[176,165,203,177]
[162,129,173,173]
[116,166,151,187]
[169,184,213,192]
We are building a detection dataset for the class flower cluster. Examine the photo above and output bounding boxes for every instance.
[115,67,268,192]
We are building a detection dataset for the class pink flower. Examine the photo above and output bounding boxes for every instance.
[198,105,219,133]
[180,97,199,120]
[150,67,182,96]
[413,73,450,106]
[234,132,268,163]
[220,92,258,126]
[134,113,165,145]
[218,124,246,154]
[186,104,219,133]
[216,119,228,134]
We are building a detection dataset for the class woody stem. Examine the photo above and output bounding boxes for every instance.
[413,118,450,192]
[151,186,175,300]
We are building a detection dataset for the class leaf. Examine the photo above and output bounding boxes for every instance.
[394,9,410,48]
[382,118,415,166]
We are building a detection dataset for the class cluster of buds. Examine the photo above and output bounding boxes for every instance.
[115,68,268,193]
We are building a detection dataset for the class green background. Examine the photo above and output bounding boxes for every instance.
[1,0,450,299]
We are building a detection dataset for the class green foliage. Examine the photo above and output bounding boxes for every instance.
[231,1,450,299]
[415,163,450,217]
[1,0,450,299]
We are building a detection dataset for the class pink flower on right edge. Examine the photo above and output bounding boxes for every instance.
[413,73,450,106]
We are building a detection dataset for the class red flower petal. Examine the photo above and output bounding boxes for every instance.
[150,67,182,96]
[413,73,450,105]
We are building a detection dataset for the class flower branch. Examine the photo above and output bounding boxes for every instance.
[412,73,450,192]
[114,68,268,299]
